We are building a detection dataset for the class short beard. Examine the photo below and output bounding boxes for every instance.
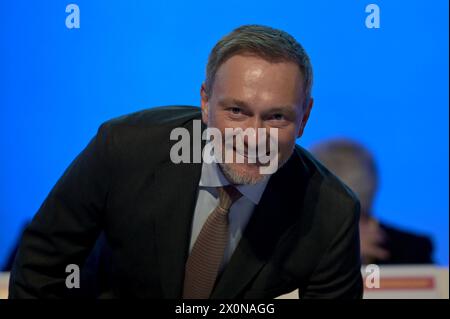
[218,151,292,185]
[218,163,265,185]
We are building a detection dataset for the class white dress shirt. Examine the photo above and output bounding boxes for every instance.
[188,159,270,273]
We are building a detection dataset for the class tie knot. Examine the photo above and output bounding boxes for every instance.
[217,185,242,212]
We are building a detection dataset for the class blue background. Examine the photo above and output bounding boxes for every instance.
[1,1,448,266]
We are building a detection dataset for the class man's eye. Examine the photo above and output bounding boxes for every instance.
[270,113,284,121]
[230,107,242,114]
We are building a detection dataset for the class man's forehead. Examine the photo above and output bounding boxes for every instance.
[218,97,293,109]
[216,54,301,77]
[213,55,303,92]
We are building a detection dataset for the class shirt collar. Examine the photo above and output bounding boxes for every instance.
[199,159,270,205]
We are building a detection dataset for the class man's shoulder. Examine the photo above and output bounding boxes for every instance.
[96,105,201,147]
[288,145,361,235]
[92,106,202,164]
[104,105,201,129]
[294,145,360,209]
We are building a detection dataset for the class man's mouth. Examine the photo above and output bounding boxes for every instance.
[232,146,271,165]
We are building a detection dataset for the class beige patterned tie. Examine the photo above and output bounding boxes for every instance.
[183,185,242,299]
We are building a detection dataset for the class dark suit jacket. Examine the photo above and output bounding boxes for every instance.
[9,106,363,299]
[375,223,433,265]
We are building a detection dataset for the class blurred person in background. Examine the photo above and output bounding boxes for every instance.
[310,139,433,265]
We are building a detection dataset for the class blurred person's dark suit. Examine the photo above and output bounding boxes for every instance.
[9,106,363,299]
[375,223,433,264]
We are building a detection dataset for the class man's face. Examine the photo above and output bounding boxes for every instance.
[201,54,313,184]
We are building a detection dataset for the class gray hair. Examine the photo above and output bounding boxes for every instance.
[205,24,313,108]
[310,139,379,215]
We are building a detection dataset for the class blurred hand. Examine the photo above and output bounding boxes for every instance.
[359,217,390,264]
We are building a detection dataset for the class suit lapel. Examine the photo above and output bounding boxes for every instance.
[211,151,311,299]
[210,183,285,299]
[153,160,202,298]
[152,119,206,298]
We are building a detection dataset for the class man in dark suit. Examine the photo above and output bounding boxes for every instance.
[9,25,363,299]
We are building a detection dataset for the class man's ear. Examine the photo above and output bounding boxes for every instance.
[297,97,314,138]
[200,83,209,125]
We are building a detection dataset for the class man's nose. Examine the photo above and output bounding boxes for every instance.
[242,118,267,149]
